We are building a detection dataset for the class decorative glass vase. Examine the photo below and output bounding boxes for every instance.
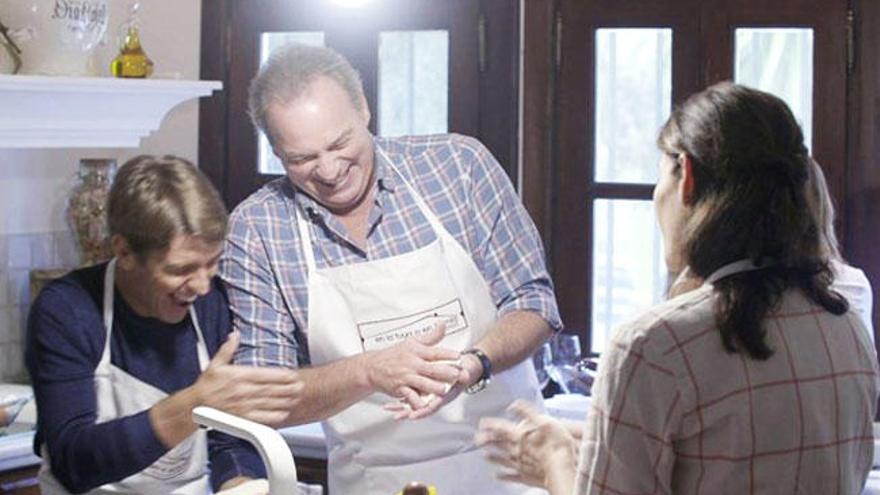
[67,158,116,267]
[0,0,109,76]
[0,18,22,74]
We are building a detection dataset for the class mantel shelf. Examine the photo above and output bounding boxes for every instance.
[0,74,222,148]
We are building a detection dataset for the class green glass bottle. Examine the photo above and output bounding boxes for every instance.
[110,25,153,78]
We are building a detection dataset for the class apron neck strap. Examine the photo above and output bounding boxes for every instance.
[295,203,319,273]
[705,258,775,285]
[190,306,209,371]
[294,143,450,275]
[100,258,117,369]
[376,145,447,236]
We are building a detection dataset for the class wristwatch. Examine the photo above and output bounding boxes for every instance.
[463,348,492,394]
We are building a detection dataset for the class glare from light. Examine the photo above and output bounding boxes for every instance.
[329,0,373,7]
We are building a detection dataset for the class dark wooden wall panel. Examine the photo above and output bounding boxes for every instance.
[521,0,556,244]
[198,0,230,207]
[846,0,880,346]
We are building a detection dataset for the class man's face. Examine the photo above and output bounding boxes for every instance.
[121,235,222,324]
[267,76,375,215]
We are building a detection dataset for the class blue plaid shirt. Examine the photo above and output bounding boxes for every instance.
[220,133,561,367]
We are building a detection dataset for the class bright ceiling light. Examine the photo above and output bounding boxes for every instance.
[329,0,373,7]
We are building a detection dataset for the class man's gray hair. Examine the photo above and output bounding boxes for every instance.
[248,43,364,143]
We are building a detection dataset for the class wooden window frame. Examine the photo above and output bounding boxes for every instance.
[547,0,702,352]
[522,0,876,352]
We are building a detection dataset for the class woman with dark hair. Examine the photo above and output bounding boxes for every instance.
[477,82,879,494]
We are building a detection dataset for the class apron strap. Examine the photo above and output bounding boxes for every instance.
[294,204,319,275]
[705,258,775,285]
[98,258,117,371]
[376,145,449,237]
[293,143,449,275]
[189,307,210,372]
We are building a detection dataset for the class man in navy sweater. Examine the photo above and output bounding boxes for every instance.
[26,155,303,494]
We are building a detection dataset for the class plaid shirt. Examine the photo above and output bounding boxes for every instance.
[576,284,879,495]
[220,133,561,367]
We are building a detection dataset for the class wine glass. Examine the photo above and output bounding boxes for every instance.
[550,334,582,393]
[565,357,598,396]
[531,342,553,390]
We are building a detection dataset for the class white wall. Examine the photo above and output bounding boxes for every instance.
[0,0,203,381]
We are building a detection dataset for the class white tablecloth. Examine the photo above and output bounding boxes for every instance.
[864,470,880,495]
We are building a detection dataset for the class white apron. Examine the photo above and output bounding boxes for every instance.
[39,258,211,495]
[297,148,546,494]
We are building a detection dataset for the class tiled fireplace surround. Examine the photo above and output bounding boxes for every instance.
[0,231,80,382]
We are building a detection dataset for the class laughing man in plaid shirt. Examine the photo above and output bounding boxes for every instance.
[219,44,560,494]
[477,83,879,495]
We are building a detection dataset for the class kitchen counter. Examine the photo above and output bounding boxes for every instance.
[869,472,880,495]
[0,431,39,473]
[279,422,326,460]
[0,384,38,473]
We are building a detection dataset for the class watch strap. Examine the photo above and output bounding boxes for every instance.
[463,348,492,394]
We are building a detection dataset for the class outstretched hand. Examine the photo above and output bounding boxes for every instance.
[194,332,303,426]
[475,400,578,488]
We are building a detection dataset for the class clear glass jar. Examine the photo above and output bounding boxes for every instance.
[67,158,116,266]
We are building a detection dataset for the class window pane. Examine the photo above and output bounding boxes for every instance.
[591,199,666,353]
[734,28,813,149]
[258,32,326,175]
[378,30,448,137]
[594,29,672,184]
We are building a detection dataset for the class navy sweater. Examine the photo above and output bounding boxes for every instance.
[25,262,266,493]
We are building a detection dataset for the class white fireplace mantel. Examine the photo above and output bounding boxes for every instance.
[0,74,222,148]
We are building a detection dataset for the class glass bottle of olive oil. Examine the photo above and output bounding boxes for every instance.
[397,482,437,495]
[110,24,153,78]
